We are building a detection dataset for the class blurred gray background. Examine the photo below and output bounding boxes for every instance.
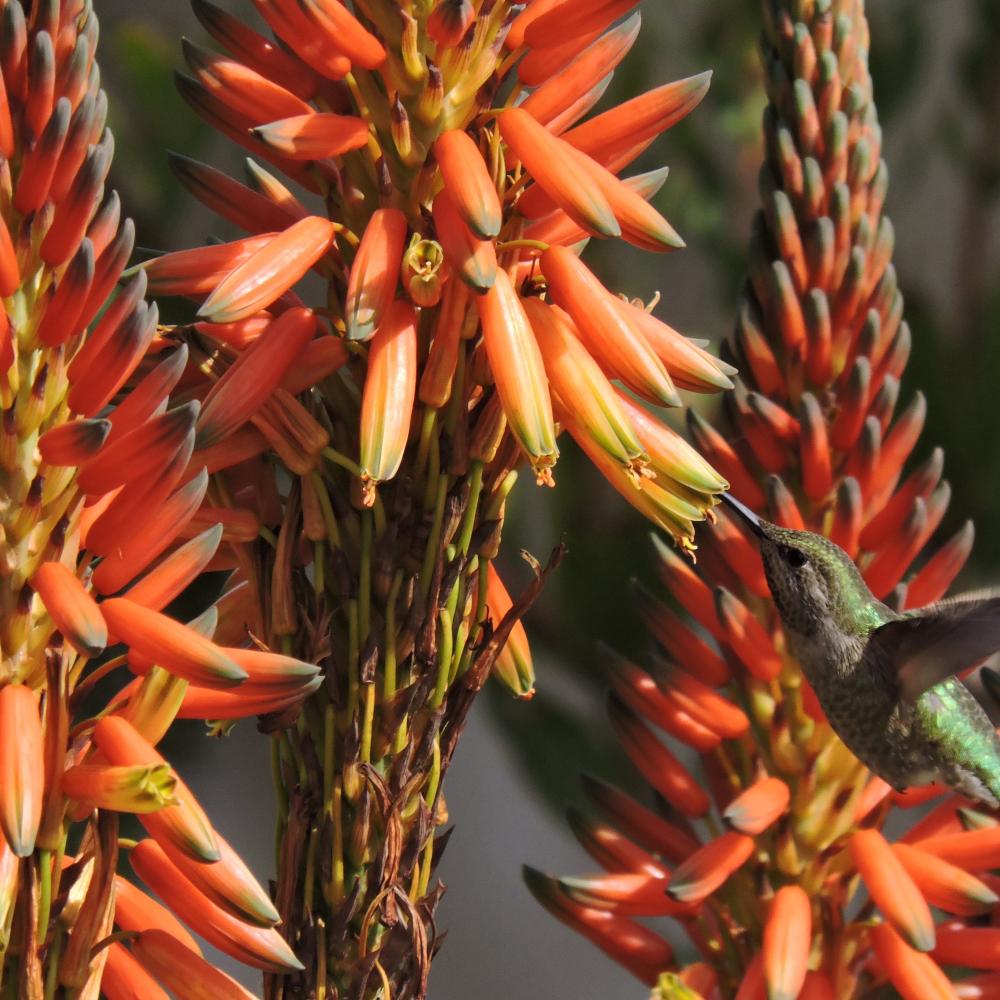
[94,0,1000,994]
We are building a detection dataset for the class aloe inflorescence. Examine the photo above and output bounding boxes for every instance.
[531,1,1000,997]
[141,0,738,993]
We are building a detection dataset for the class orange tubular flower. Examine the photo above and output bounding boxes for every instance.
[433,129,502,239]
[485,563,535,699]
[870,923,956,1000]
[523,867,673,987]
[130,839,303,973]
[723,776,791,836]
[101,943,171,1000]
[100,598,247,688]
[358,298,418,505]
[499,108,619,237]
[142,233,277,296]
[476,270,558,484]
[60,763,178,814]
[852,829,936,952]
[175,677,323,720]
[345,207,409,341]
[541,245,681,407]
[93,717,220,862]
[525,297,648,484]
[154,830,280,927]
[666,832,755,904]
[253,111,369,159]
[432,189,498,292]
[124,525,224,611]
[130,930,259,1000]
[891,842,999,917]
[196,306,318,447]
[763,886,812,1000]
[198,216,336,322]
[31,561,107,657]
[113,874,204,955]
[0,686,43,857]
[520,14,640,127]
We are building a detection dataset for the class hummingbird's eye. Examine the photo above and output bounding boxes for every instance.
[782,547,808,569]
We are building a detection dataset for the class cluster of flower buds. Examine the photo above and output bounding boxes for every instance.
[0,0,328,995]
[531,1,1000,997]
[136,0,734,993]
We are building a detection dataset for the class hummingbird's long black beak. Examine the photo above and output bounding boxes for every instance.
[720,492,764,538]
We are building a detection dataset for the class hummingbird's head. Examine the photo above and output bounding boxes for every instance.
[719,494,878,637]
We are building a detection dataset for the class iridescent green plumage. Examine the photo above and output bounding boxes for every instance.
[722,494,1000,806]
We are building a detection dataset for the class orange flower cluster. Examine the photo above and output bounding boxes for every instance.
[0,0,320,995]
[531,1,999,998]
[138,0,733,992]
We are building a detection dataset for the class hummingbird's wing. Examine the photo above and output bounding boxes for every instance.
[865,595,1000,703]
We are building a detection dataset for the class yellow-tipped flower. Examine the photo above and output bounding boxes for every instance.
[60,763,178,814]
[476,270,558,485]
[541,245,681,407]
[525,297,648,485]
[359,299,418,506]
[93,717,220,862]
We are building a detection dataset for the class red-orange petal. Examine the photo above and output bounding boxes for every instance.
[433,129,502,239]
[762,885,812,1000]
[124,526,224,611]
[870,923,955,1000]
[197,306,318,447]
[0,686,43,857]
[851,828,936,952]
[358,298,419,502]
[130,839,303,973]
[723,776,791,836]
[523,866,672,985]
[31,561,107,657]
[99,598,247,689]
[252,111,369,159]
[432,188,497,292]
[609,696,710,818]
[499,107,619,238]
[199,216,335,323]
[893,842,999,916]
[345,208,409,341]
[131,930,258,1000]
[541,245,679,406]
[101,943,170,1000]
[667,830,755,903]
[156,829,279,927]
[94,717,219,861]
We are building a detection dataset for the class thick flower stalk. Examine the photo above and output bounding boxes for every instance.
[0,2,315,995]
[147,0,732,993]
[530,1,999,997]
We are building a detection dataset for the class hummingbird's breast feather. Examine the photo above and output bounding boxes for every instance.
[786,624,1000,803]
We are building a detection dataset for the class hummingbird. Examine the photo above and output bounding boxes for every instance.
[720,493,1000,807]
